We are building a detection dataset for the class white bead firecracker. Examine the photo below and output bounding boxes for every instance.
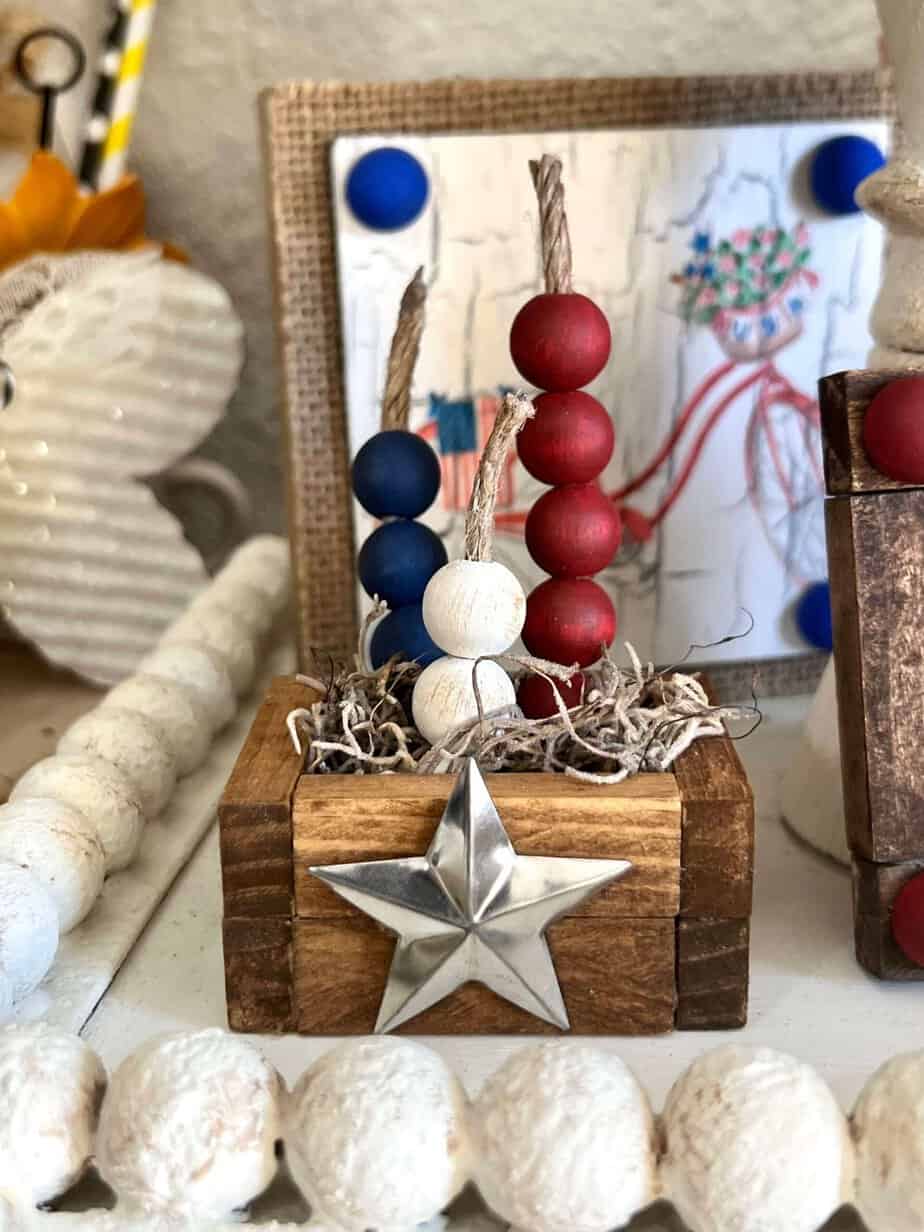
[97,1028,282,1220]
[0,797,105,932]
[11,753,145,873]
[58,708,178,819]
[285,1037,470,1232]
[140,639,236,731]
[0,862,59,1002]
[101,673,212,777]
[412,655,517,747]
[0,1023,105,1209]
[473,1042,656,1232]
[421,559,526,659]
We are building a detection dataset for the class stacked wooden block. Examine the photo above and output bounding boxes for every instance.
[820,369,924,977]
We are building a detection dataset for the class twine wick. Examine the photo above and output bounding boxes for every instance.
[464,392,534,562]
[380,266,427,432]
[529,155,573,295]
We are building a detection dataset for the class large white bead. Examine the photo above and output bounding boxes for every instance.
[423,559,526,657]
[101,673,212,777]
[162,605,256,696]
[412,655,516,747]
[853,1050,924,1230]
[59,708,178,818]
[139,640,236,731]
[97,1028,281,1219]
[660,1045,853,1232]
[11,753,144,874]
[473,1041,656,1232]
[0,861,59,1001]
[0,1024,105,1207]
[0,798,104,932]
[285,1037,470,1232]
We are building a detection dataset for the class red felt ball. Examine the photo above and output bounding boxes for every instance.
[863,376,924,483]
[517,391,615,484]
[892,871,924,967]
[517,671,586,719]
[525,483,622,578]
[521,577,616,668]
[510,293,611,392]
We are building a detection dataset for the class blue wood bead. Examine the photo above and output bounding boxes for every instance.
[810,135,885,215]
[370,603,444,668]
[795,580,833,651]
[358,519,447,608]
[352,430,441,518]
[345,147,429,231]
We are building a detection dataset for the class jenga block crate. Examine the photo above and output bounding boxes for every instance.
[218,676,754,1035]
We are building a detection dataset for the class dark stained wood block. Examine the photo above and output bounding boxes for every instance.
[676,917,750,1028]
[223,915,296,1032]
[852,856,924,980]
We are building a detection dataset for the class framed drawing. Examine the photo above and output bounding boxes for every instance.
[263,72,893,697]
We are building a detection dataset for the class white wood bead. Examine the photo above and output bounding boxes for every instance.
[190,585,274,639]
[162,606,256,696]
[0,799,105,933]
[10,754,144,874]
[412,655,517,747]
[0,861,59,1002]
[285,1037,470,1232]
[853,1051,924,1232]
[422,560,526,657]
[97,1028,281,1220]
[101,674,212,777]
[139,640,236,731]
[660,1045,854,1232]
[472,1041,656,1232]
[224,534,292,610]
[58,709,178,819]
[0,1024,105,1208]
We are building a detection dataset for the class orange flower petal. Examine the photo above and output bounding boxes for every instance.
[9,151,79,251]
[67,175,146,251]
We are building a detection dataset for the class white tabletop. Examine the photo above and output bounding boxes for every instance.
[77,692,923,1113]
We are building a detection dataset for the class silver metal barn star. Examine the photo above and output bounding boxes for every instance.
[310,758,632,1032]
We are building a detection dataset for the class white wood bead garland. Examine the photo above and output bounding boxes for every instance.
[8,1030,924,1229]
[0,862,59,1002]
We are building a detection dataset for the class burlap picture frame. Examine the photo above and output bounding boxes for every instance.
[262,72,893,698]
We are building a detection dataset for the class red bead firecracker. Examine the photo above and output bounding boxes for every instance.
[516,670,585,719]
[891,871,924,968]
[511,155,618,719]
[863,375,924,484]
[517,391,615,485]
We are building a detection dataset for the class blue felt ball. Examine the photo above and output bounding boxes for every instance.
[810,135,885,215]
[370,603,444,669]
[352,430,441,519]
[345,147,429,231]
[358,519,447,608]
[795,580,833,651]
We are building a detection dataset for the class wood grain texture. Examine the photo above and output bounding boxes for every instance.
[292,916,676,1035]
[820,369,923,495]
[223,915,296,1032]
[673,733,754,917]
[826,490,924,861]
[218,676,311,917]
[676,916,750,1028]
[853,856,924,980]
[293,771,681,920]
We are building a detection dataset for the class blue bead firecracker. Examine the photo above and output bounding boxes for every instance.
[345,147,429,231]
[795,580,833,651]
[358,519,448,610]
[810,135,885,216]
[370,603,443,669]
[351,429,441,519]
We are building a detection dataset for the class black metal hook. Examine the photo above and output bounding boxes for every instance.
[13,26,87,151]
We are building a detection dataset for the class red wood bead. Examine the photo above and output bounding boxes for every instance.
[517,671,586,719]
[525,483,622,578]
[509,293,611,392]
[521,577,616,667]
[517,391,615,484]
[891,871,924,967]
[863,375,924,483]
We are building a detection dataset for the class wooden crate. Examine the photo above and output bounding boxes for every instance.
[821,369,924,979]
[219,676,754,1034]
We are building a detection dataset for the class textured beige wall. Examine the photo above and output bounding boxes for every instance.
[47,0,880,532]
